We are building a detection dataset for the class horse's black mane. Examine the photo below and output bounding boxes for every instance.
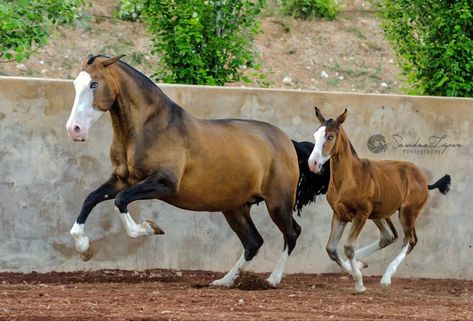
[292,140,330,216]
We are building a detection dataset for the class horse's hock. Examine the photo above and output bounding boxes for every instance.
[0,76,472,280]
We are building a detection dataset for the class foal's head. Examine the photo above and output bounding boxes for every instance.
[66,54,125,141]
[308,107,347,173]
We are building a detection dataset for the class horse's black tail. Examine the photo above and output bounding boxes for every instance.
[428,174,451,195]
[292,140,330,216]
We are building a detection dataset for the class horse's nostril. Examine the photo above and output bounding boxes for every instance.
[73,125,81,133]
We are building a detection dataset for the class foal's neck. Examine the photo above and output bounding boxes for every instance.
[330,128,361,187]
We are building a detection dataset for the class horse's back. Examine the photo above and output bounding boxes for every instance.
[165,118,299,211]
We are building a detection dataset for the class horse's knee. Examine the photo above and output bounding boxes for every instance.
[292,218,302,238]
[326,245,338,261]
[244,239,263,261]
[344,245,355,259]
[114,193,128,213]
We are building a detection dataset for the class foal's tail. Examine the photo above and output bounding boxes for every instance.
[428,174,451,195]
[292,140,330,216]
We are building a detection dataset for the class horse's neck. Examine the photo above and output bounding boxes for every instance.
[109,67,188,145]
[329,128,360,189]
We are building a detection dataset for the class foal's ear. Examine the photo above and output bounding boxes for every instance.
[101,55,125,67]
[335,108,348,126]
[314,106,326,124]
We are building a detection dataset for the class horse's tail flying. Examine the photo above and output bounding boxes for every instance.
[428,174,451,195]
[292,140,330,216]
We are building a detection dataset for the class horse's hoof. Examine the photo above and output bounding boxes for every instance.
[380,277,391,288]
[265,277,280,288]
[210,278,234,287]
[359,260,368,269]
[355,285,367,294]
[145,220,165,235]
[79,246,94,262]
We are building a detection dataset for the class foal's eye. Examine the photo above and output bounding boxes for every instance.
[90,82,98,89]
[328,135,334,141]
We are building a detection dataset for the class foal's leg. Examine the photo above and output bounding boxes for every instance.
[381,207,420,287]
[326,216,366,273]
[211,206,264,287]
[344,216,368,294]
[114,173,177,238]
[265,200,301,287]
[70,175,127,261]
[342,218,398,264]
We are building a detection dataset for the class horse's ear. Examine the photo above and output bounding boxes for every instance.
[314,106,326,124]
[335,108,348,126]
[101,55,125,67]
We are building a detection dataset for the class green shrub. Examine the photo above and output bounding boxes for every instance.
[0,0,85,63]
[375,0,473,97]
[281,0,342,20]
[116,0,144,21]
[142,0,264,86]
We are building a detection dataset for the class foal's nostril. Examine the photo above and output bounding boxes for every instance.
[73,125,81,133]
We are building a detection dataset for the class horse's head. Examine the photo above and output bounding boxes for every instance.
[308,107,347,173]
[66,54,125,141]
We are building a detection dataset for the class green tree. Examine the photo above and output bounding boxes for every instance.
[0,0,85,63]
[280,0,342,20]
[142,0,264,85]
[374,0,472,97]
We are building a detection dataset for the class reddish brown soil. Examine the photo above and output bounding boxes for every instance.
[0,269,471,321]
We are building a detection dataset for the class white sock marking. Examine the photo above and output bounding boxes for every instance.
[348,254,366,293]
[70,222,90,253]
[114,206,156,238]
[266,247,289,287]
[381,244,409,287]
[211,252,249,287]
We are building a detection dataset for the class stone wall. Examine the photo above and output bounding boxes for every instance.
[0,76,472,279]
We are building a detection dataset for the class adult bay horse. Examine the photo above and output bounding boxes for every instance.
[308,107,451,293]
[65,54,329,287]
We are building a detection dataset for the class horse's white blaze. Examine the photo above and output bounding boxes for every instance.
[114,206,156,238]
[66,71,103,141]
[381,244,409,287]
[211,252,249,287]
[308,126,331,173]
[266,247,289,287]
[70,222,89,253]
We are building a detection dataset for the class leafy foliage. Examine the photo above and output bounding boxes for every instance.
[142,0,264,85]
[374,0,473,97]
[0,0,85,63]
[116,0,144,21]
[280,0,342,20]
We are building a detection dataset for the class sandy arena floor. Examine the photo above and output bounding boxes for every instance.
[0,269,471,321]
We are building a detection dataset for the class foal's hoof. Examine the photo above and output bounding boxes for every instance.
[79,246,94,262]
[355,285,367,294]
[359,260,368,269]
[210,278,234,288]
[145,220,165,235]
[380,277,391,288]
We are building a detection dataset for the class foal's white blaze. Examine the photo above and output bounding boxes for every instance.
[70,222,90,253]
[308,126,331,173]
[66,71,103,141]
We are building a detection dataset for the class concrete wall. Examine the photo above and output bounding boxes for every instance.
[0,76,472,280]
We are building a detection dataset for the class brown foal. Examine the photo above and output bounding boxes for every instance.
[308,107,451,293]
[65,55,328,287]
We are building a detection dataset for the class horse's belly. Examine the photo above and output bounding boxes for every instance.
[161,193,250,212]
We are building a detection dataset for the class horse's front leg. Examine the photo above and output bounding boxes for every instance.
[70,175,127,261]
[114,173,178,238]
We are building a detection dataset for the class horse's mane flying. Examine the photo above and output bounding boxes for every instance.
[292,140,330,216]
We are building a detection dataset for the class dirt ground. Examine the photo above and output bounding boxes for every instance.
[0,269,471,321]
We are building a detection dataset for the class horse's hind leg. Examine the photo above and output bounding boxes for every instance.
[380,206,420,287]
[211,205,264,287]
[265,199,300,287]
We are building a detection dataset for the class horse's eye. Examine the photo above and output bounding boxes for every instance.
[328,135,334,141]
[90,82,98,89]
